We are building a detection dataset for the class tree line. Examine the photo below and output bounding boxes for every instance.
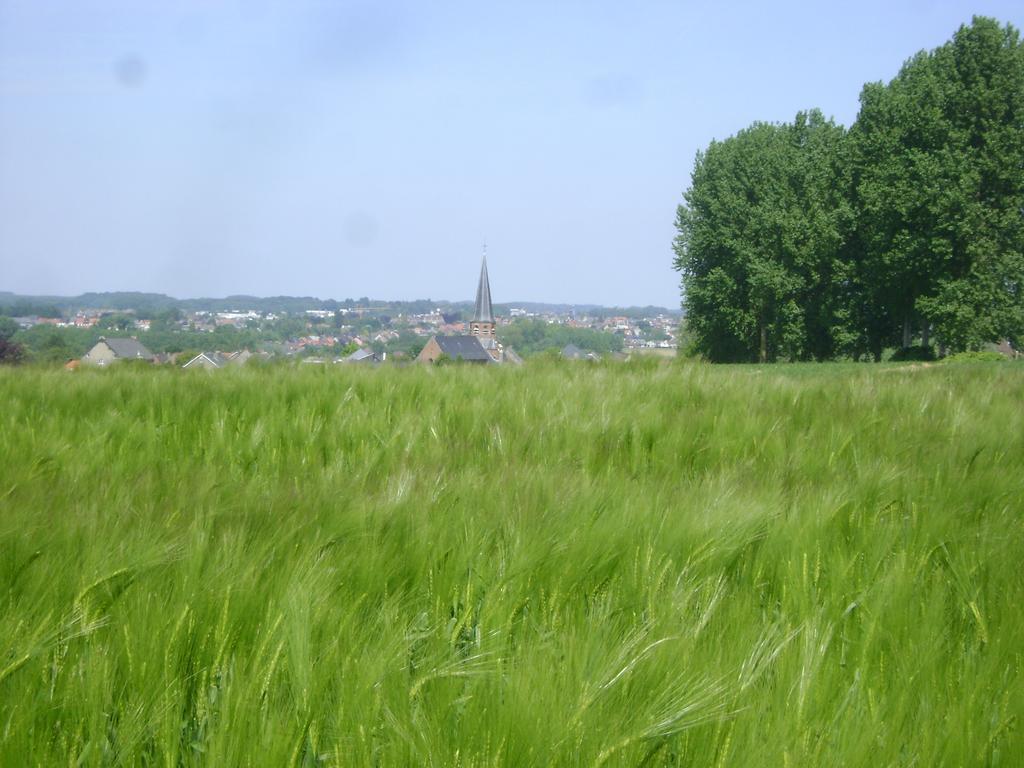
[499,318,624,356]
[673,17,1024,362]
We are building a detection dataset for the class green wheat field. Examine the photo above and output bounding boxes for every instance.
[1,361,1022,766]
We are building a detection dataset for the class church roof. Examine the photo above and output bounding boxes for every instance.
[473,254,494,324]
[434,335,493,362]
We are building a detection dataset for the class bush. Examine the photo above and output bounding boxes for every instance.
[940,350,1008,363]
[0,338,25,365]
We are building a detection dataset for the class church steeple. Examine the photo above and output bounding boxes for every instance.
[470,245,496,339]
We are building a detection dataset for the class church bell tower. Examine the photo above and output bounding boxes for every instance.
[469,246,496,340]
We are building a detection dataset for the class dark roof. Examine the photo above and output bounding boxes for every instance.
[103,337,154,360]
[345,348,378,362]
[434,335,492,361]
[473,254,494,324]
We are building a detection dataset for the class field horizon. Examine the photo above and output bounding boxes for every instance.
[2,361,1022,765]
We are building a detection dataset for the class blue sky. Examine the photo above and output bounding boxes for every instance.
[1,1,1021,307]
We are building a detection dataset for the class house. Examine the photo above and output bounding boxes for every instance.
[342,348,383,364]
[82,337,154,366]
[182,352,232,369]
[182,350,253,369]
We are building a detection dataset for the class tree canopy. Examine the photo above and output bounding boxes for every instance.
[499,319,623,356]
[675,111,851,362]
[674,17,1024,361]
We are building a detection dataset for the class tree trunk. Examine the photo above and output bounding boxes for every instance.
[759,323,767,363]
[869,333,883,362]
[921,323,930,348]
[902,315,912,349]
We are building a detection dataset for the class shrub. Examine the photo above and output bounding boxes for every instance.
[0,338,25,365]
[940,350,1008,363]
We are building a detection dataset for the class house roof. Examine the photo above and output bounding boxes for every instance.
[561,343,585,359]
[103,337,154,360]
[473,253,494,324]
[184,352,230,368]
[346,347,378,362]
[182,350,254,368]
[434,335,492,361]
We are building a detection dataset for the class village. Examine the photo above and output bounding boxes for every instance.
[3,258,680,367]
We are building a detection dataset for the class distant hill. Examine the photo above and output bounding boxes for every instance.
[494,302,681,318]
[0,291,681,318]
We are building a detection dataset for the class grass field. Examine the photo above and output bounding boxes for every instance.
[1,361,1022,766]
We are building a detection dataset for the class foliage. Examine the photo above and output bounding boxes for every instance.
[673,319,701,359]
[33,331,75,364]
[98,313,135,332]
[675,17,1024,361]
[386,330,427,359]
[0,300,62,318]
[889,345,937,362]
[499,318,624,356]
[0,364,1022,764]
[11,324,265,361]
[674,111,852,362]
[12,326,99,360]
[0,316,19,341]
[849,16,1024,354]
[0,338,25,365]
[940,349,1011,363]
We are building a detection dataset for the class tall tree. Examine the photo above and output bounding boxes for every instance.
[673,111,851,362]
[849,17,1024,353]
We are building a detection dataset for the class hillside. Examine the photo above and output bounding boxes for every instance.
[0,291,681,319]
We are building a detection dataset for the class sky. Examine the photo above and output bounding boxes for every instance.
[1,1,1021,307]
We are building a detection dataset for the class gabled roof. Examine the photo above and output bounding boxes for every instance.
[345,347,378,362]
[103,337,154,360]
[434,335,492,361]
[473,254,494,324]
[561,343,585,359]
[182,350,253,368]
[183,352,229,368]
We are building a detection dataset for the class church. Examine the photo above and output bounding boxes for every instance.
[417,251,520,365]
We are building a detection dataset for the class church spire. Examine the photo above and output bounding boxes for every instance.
[473,244,494,324]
